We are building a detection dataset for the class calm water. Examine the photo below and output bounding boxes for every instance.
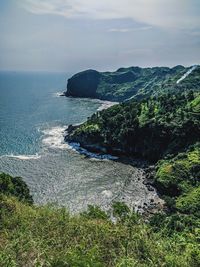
[0,71,159,212]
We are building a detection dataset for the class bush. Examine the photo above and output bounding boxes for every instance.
[155,145,200,196]
[176,187,200,216]
[0,172,33,204]
[81,205,109,220]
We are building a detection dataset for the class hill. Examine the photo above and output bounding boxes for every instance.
[65,91,200,162]
[65,65,200,101]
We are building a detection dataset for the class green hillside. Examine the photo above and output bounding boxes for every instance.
[1,172,200,267]
[66,91,200,161]
[65,65,200,101]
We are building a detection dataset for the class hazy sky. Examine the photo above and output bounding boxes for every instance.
[0,0,200,72]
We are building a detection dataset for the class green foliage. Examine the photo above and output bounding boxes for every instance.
[189,94,200,113]
[0,170,200,266]
[176,187,200,216]
[68,91,200,162]
[75,124,100,135]
[1,194,200,267]
[155,145,200,196]
[64,87,200,266]
[150,212,200,235]
[2,66,200,266]
[112,201,130,221]
[0,172,33,204]
[96,65,200,102]
[81,205,109,220]
[67,65,200,102]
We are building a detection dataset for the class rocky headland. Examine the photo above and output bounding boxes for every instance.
[64,65,200,102]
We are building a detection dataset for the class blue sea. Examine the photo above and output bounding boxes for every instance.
[0,71,159,212]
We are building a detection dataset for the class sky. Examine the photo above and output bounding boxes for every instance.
[0,0,200,73]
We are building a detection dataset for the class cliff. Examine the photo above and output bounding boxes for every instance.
[65,69,100,98]
[65,65,200,101]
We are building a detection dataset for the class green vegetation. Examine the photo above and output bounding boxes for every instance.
[66,65,200,101]
[0,172,33,204]
[155,144,200,196]
[0,147,199,267]
[1,185,200,266]
[190,95,200,113]
[1,65,200,266]
[176,187,200,216]
[62,72,200,265]
[96,66,187,101]
[67,91,200,162]
[154,144,200,222]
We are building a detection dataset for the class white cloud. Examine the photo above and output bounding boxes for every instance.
[108,26,152,33]
[108,28,131,33]
[21,0,200,29]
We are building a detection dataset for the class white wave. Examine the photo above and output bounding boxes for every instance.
[97,101,118,111]
[41,125,118,159]
[176,65,197,84]
[52,92,64,97]
[42,126,68,150]
[0,153,41,160]
[66,142,118,160]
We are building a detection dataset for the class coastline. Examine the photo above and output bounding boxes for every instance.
[64,123,164,215]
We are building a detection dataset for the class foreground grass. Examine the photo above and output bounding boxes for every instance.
[0,195,200,267]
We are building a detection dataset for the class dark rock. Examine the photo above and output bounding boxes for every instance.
[147,185,154,191]
[83,144,107,154]
[66,124,79,134]
[65,69,100,98]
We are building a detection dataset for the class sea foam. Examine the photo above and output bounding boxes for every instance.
[41,124,118,160]
[52,92,64,97]
[0,154,41,160]
[66,142,118,160]
[41,126,68,150]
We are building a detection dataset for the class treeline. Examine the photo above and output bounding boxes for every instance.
[68,90,200,162]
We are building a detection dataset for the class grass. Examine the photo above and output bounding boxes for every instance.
[1,195,200,267]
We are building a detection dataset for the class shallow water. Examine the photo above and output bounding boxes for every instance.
[0,71,159,212]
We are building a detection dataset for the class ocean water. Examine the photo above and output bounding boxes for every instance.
[0,71,160,212]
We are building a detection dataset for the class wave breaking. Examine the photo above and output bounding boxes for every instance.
[66,142,118,160]
[0,154,41,160]
[41,126,68,150]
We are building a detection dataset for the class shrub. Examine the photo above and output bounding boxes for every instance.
[176,187,200,216]
[0,173,33,204]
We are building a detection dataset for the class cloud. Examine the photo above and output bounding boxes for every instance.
[108,28,132,33]
[20,0,200,29]
[108,26,152,33]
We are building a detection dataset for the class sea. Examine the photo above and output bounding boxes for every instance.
[0,71,159,212]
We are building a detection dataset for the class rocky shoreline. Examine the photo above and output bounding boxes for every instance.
[65,124,126,156]
[64,124,165,216]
